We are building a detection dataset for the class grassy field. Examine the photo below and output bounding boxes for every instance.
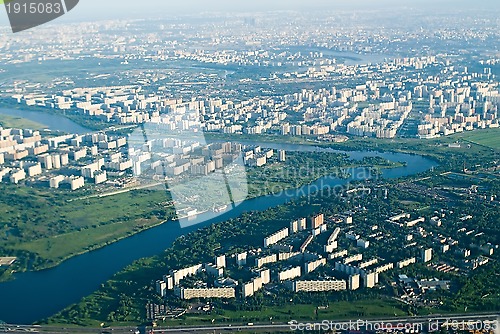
[0,114,46,130]
[449,128,500,150]
[10,217,163,265]
[162,300,407,327]
[0,186,174,270]
[47,298,408,328]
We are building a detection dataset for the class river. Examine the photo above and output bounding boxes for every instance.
[283,46,391,66]
[0,107,90,134]
[0,109,438,324]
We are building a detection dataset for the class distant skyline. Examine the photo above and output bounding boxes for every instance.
[65,0,500,13]
[0,0,499,29]
[61,0,500,18]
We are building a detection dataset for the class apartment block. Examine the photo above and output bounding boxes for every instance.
[308,214,324,229]
[264,228,289,247]
[255,254,278,268]
[291,280,347,292]
[176,287,235,300]
[304,258,326,274]
[396,257,416,269]
[278,266,301,281]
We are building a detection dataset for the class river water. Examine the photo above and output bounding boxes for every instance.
[0,107,90,134]
[0,108,438,324]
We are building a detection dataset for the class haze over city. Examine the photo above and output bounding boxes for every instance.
[0,0,498,333]
[1,0,499,25]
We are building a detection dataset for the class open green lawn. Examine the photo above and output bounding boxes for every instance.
[163,300,407,327]
[47,299,407,328]
[0,114,46,130]
[0,186,174,270]
[9,217,163,264]
[450,128,500,150]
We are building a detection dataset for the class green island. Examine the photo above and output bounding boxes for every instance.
[38,131,499,328]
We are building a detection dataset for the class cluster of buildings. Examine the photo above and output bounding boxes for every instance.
[10,54,499,141]
[154,212,444,303]
[386,210,495,273]
[0,126,132,190]
[152,180,498,310]
[156,256,238,300]
[1,8,498,70]
[243,146,286,167]
[128,123,284,178]
[397,274,451,306]
[175,49,336,68]
[417,81,499,138]
[1,9,499,147]
[0,120,287,205]
[129,134,243,179]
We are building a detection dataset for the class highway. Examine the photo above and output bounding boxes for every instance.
[2,313,497,334]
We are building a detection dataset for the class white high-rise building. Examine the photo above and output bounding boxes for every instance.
[278,150,286,162]
[421,248,433,263]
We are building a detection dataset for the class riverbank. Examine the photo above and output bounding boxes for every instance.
[1,110,494,284]
[0,219,171,283]
[0,145,438,324]
[8,217,169,273]
[0,149,410,281]
[0,114,47,130]
[0,187,177,279]
[0,101,108,132]
[206,131,499,170]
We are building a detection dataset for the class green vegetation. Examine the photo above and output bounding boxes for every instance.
[0,186,175,272]
[0,147,407,277]
[44,171,500,327]
[0,114,46,130]
[208,130,499,172]
[0,100,109,131]
[450,262,500,312]
[246,152,405,197]
[2,128,497,274]
[42,130,500,327]
[13,218,163,262]
[160,300,407,327]
[45,198,404,326]
[448,128,500,150]
[1,127,497,280]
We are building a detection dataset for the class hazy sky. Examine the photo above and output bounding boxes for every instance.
[0,0,499,30]
[64,0,500,18]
